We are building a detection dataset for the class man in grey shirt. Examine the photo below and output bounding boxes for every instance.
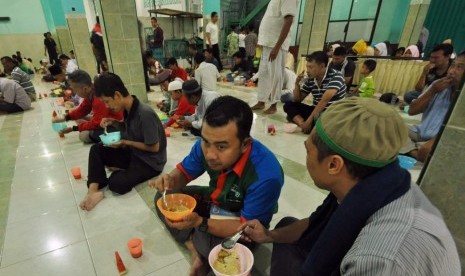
[0,78,31,113]
[80,73,167,212]
[177,79,219,136]
[1,56,36,101]
[239,98,460,275]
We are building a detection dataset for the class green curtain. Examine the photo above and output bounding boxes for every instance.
[423,0,465,56]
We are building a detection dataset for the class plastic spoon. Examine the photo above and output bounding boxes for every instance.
[162,190,168,209]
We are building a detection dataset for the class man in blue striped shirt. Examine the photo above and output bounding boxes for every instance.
[1,56,36,101]
[283,51,346,133]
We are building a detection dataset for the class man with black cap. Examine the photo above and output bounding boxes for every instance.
[239,97,460,275]
[176,79,219,136]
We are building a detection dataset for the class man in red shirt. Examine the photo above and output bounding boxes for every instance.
[158,58,189,115]
[52,70,123,143]
[164,80,195,128]
[166,57,188,81]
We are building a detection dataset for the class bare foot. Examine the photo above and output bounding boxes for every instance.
[79,191,104,211]
[189,255,209,276]
[264,104,277,114]
[251,102,265,110]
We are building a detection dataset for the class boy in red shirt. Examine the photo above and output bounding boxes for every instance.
[52,70,123,143]
[164,80,195,128]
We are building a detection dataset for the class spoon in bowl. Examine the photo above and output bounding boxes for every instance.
[104,126,108,135]
[162,189,169,209]
[221,229,244,249]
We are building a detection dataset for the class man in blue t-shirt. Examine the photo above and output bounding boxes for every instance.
[150,96,284,275]
[400,51,465,162]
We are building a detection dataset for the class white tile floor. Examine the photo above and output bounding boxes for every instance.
[0,77,423,276]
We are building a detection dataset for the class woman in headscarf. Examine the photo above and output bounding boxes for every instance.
[374,42,388,56]
[364,46,375,56]
[403,45,420,57]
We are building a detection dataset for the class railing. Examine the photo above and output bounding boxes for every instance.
[297,55,429,96]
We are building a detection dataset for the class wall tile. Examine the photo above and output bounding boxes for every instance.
[448,86,465,128]
[421,127,465,242]
[125,40,142,63]
[104,15,124,40]
[122,15,139,39]
[128,62,145,85]
[101,0,120,13]
[108,40,127,64]
[131,83,148,101]
[56,28,73,55]
[119,0,136,14]
[113,63,130,84]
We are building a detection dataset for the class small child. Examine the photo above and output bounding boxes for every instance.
[356,59,377,98]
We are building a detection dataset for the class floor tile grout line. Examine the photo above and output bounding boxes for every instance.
[51,97,99,276]
[0,239,88,270]
[143,257,188,275]
[0,112,24,268]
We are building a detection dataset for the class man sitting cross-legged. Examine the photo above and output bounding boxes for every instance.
[52,70,123,143]
[149,96,284,276]
[80,73,166,211]
[283,51,346,133]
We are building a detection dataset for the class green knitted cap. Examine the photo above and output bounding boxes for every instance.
[315,97,408,168]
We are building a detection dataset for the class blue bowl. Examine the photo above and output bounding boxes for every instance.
[99,131,121,145]
[398,155,417,170]
[52,122,67,132]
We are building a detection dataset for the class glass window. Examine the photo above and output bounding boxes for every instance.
[330,0,351,21]
[350,0,379,20]
[346,20,375,42]
[326,22,347,42]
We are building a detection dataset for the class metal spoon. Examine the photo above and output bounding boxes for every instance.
[221,229,244,249]
[162,189,168,209]
[104,126,108,135]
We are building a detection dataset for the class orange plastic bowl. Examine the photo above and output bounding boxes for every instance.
[157,193,197,222]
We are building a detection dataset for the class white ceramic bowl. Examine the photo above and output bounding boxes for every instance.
[208,243,254,276]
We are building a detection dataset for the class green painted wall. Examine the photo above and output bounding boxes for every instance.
[203,0,221,17]
[61,0,86,15]
[423,0,465,55]
[51,0,67,26]
[0,0,48,34]
[40,0,56,31]
[372,0,409,43]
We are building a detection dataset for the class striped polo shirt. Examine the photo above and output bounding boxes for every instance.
[340,183,460,275]
[11,67,35,94]
[301,67,346,107]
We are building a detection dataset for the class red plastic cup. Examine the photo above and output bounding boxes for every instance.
[127,238,142,258]
[165,128,171,137]
[71,167,81,179]
[267,124,275,133]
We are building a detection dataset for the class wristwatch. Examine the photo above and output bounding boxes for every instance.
[198,217,208,232]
